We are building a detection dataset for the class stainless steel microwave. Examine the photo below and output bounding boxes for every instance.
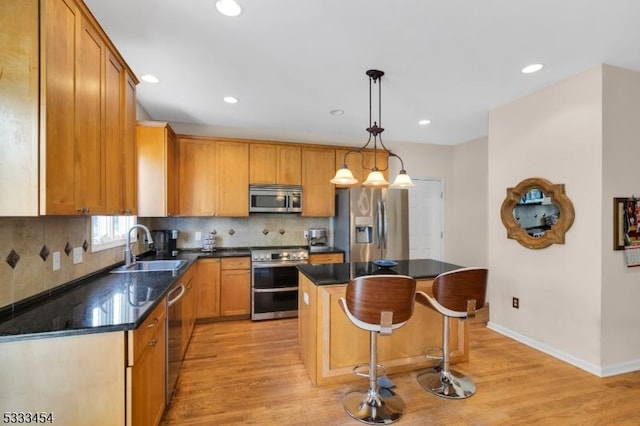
[249,185,302,213]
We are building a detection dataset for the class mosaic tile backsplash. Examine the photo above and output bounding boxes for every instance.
[0,215,330,310]
[0,216,150,310]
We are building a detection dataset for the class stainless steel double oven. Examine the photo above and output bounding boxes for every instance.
[250,246,308,320]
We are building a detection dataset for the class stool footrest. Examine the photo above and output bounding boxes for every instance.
[423,346,443,361]
[352,362,387,379]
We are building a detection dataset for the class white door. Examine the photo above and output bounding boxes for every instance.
[409,178,443,260]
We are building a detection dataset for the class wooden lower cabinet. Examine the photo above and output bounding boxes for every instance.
[127,301,167,426]
[179,265,197,357]
[308,252,344,264]
[220,258,251,317]
[197,257,251,320]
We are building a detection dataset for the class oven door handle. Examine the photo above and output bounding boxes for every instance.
[253,286,299,293]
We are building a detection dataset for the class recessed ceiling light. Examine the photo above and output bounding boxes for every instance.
[330,109,344,116]
[521,63,544,74]
[418,119,431,126]
[216,0,242,17]
[140,74,160,83]
[223,96,238,104]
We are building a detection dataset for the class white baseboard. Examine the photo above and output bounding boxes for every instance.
[486,321,640,378]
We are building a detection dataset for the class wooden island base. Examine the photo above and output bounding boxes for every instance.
[298,273,469,386]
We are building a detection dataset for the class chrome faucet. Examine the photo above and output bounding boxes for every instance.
[125,224,154,267]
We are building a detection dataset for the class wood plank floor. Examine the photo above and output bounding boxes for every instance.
[161,319,640,425]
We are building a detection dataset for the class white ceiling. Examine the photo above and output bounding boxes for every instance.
[85,0,640,146]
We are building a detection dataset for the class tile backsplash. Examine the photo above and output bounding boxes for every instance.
[0,216,150,310]
[149,215,331,250]
[0,214,330,310]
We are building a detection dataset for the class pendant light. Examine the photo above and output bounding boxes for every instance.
[330,69,414,188]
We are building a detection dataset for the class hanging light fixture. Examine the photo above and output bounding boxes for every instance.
[330,69,414,188]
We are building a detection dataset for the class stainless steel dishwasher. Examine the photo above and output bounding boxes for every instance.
[166,281,185,403]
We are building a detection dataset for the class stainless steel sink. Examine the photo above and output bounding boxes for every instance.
[110,259,188,273]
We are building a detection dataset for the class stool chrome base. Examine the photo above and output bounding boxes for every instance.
[343,388,405,424]
[417,368,476,399]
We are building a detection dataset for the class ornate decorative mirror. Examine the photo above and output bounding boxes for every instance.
[500,177,575,249]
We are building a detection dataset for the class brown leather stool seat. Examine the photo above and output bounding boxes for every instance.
[338,274,417,424]
[415,267,488,399]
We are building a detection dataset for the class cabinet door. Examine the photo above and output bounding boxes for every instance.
[137,123,177,216]
[75,14,106,214]
[249,144,277,184]
[178,138,216,215]
[43,0,78,214]
[277,145,301,185]
[130,319,166,426]
[122,72,138,214]
[216,141,249,216]
[302,147,336,217]
[104,50,124,214]
[309,253,344,265]
[196,258,221,319]
[220,269,250,316]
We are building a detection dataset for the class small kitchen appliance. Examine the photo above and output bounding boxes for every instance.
[306,227,328,252]
[153,229,179,256]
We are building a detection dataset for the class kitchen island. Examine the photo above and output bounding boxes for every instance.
[297,259,468,386]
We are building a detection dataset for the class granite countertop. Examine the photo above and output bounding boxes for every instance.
[297,258,464,285]
[0,248,251,343]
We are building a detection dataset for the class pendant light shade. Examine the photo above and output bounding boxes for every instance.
[329,69,413,188]
[362,170,389,187]
[330,166,358,185]
[389,170,415,188]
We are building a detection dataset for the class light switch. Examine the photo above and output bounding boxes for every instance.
[195,232,202,241]
[73,247,83,264]
[53,251,61,271]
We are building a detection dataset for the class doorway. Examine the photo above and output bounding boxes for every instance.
[408,178,443,260]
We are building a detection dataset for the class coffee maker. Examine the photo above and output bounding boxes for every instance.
[153,229,179,257]
[306,227,328,252]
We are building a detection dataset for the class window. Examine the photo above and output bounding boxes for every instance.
[91,216,137,253]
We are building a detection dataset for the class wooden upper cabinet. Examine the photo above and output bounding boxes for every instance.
[216,140,249,216]
[122,71,138,215]
[177,138,217,216]
[41,0,78,214]
[32,0,138,215]
[177,137,248,217]
[301,147,336,217]
[137,122,178,217]
[249,143,301,185]
[335,148,389,188]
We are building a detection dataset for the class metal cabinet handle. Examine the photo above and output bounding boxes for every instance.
[149,338,157,347]
[147,318,159,328]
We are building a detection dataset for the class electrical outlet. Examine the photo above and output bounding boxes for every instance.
[52,251,61,271]
[303,231,309,239]
[72,247,83,264]
[512,297,519,309]
[195,232,202,241]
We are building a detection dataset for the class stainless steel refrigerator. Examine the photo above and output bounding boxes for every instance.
[334,187,409,262]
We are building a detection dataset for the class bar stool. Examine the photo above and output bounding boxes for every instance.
[415,267,488,399]
[338,274,417,425]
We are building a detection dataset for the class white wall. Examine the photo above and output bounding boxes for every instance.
[488,64,640,375]
[488,66,605,370]
[450,136,488,267]
[601,65,640,370]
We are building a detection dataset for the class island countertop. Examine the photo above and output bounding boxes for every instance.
[297,258,463,285]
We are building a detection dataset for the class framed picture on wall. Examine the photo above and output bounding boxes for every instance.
[613,197,640,250]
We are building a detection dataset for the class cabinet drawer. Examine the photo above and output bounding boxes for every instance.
[221,257,250,270]
[309,253,344,264]
[128,301,166,365]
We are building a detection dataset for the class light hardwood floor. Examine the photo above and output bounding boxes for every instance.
[161,319,640,425]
